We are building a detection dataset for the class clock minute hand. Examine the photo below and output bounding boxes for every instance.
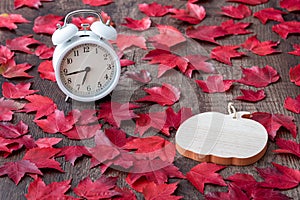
[81,66,91,85]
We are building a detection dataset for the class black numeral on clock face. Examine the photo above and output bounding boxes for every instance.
[74,50,79,57]
[83,46,90,53]
[103,54,108,60]
[67,58,72,64]
[87,85,91,91]
[63,69,68,74]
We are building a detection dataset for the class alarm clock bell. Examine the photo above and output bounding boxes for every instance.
[52,23,78,45]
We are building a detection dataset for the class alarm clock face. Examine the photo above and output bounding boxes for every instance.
[58,42,120,101]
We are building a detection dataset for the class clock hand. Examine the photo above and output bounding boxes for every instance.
[81,66,91,85]
[65,69,86,76]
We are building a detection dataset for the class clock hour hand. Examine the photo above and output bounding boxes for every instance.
[65,69,86,76]
[81,66,91,85]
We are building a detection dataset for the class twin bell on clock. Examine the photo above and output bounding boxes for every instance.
[52,9,121,102]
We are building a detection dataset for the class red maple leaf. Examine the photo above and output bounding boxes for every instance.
[35,44,54,59]
[170,2,206,24]
[97,102,138,127]
[280,0,300,12]
[89,130,122,164]
[162,107,193,136]
[184,55,215,77]
[148,25,186,48]
[0,120,28,139]
[142,182,182,200]
[138,2,172,17]
[126,70,152,83]
[226,0,269,5]
[114,187,137,200]
[144,49,189,77]
[126,160,185,192]
[25,177,72,199]
[186,25,227,44]
[35,137,62,148]
[226,173,257,191]
[62,124,101,140]
[288,44,300,56]
[38,60,56,82]
[14,0,53,9]
[0,160,42,184]
[186,162,227,194]
[123,136,176,162]
[121,17,151,31]
[0,45,14,65]
[10,134,36,150]
[136,83,181,106]
[250,112,297,140]
[289,63,300,86]
[220,20,252,35]
[23,94,57,119]
[241,35,280,56]
[0,135,36,158]
[220,4,252,19]
[256,162,300,189]
[284,95,300,113]
[135,107,192,136]
[33,14,63,35]
[273,138,300,158]
[56,146,91,165]
[104,128,130,148]
[237,65,280,88]
[72,109,98,125]
[82,0,113,6]
[90,129,136,173]
[226,173,290,199]
[272,21,300,39]
[195,75,234,93]
[73,176,120,199]
[6,35,41,54]
[235,89,266,102]
[0,13,29,30]
[3,137,30,155]
[2,82,38,99]
[0,62,33,78]
[0,137,13,154]
[134,111,166,136]
[253,8,286,24]
[114,34,147,51]
[34,109,76,134]
[211,45,245,65]
[205,183,249,200]
[23,147,63,172]
[0,98,25,121]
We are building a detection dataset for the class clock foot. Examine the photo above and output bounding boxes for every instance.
[65,96,70,102]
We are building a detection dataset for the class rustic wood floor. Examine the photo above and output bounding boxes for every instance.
[0,0,299,199]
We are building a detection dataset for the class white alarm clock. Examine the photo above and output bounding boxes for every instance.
[52,9,120,102]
